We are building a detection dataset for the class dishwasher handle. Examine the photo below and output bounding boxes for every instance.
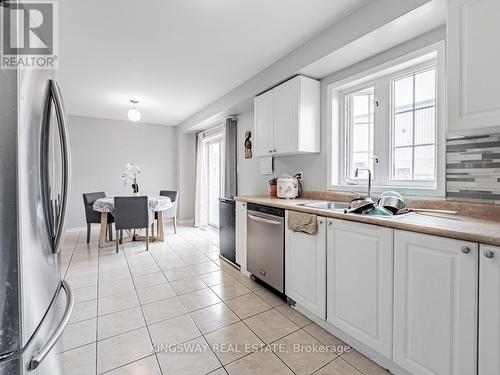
[248,213,282,225]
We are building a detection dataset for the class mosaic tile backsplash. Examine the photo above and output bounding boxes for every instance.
[447,134,500,201]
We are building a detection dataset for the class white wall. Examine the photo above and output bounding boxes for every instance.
[237,110,326,196]
[236,28,445,196]
[176,130,196,222]
[67,115,177,229]
[177,0,431,133]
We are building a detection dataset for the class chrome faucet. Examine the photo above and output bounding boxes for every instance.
[355,168,372,199]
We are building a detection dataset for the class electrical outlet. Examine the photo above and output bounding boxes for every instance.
[295,171,303,180]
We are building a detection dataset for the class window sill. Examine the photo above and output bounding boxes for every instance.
[327,184,445,198]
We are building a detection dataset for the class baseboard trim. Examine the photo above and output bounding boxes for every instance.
[291,302,413,375]
[67,218,194,233]
[66,226,87,233]
[178,219,194,225]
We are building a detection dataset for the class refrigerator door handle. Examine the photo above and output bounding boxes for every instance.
[50,80,71,254]
[41,79,71,254]
[29,280,74,370]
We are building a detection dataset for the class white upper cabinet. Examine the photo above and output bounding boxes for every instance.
[254,75,320,156]
[273,78,299,154]
[479,244,500,375]
[448,0,500,135]
[326,219,393,358]
[254,90,274,156]
[285,213,326,319]
[393,231,478,375]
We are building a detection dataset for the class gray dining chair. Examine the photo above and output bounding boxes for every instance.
[157,190,179,234]
[83,192,114,243]
[114,196,152,253]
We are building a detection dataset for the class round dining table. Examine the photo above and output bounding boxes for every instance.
[93,195,173,248]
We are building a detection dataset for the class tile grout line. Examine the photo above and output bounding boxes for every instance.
[298,322,375,375]
[66,227,346,375]
[166,255,228,372]
[180,227,299,374]
[168,227,231,374]
[61,231,80,281]
[248,317,302,374]
[59,295,278,355]
[71,228,376,374]
[174,229,262,373]
[68,229,252,373]
[122,240,165,375]
[310,356,340,375]
[221,274,334,374]
[98,354,157,375]
[217,292,300,374]
[95,232,100,375]
[65,232,100,373]
[64,233,100,372]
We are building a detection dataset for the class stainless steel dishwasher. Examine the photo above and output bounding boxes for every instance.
[246,204,285,293]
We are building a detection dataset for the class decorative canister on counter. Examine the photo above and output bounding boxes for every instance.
[269,177,277,198]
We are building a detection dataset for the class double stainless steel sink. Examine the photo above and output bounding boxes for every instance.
[299,201,350,211]
[299,201,408,218]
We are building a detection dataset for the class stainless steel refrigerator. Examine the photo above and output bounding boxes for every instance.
[0,22,73,375]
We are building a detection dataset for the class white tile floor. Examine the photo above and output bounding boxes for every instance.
[57,225,390,375]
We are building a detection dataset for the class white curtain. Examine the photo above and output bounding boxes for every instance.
[194,133,208,227]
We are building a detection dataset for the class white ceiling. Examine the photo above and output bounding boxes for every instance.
[300,0,446,78]
[59,0,369,126]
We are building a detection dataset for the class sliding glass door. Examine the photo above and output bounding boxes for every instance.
[206,136,224,228]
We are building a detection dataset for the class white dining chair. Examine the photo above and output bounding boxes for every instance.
[155,190,178,234]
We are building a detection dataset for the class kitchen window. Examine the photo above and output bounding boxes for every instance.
[391,68,436,182]
[329,44,445,196]
[344,86,375,181]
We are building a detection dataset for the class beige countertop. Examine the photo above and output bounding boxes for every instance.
[235,196,500,247]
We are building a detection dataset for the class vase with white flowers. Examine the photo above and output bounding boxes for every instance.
[122,162,141,195]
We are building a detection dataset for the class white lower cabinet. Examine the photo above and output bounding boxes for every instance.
[479,244,500,375]
[326,219,393,358]
[267,204,491,375]
[393,231,478,375]
[285,213,326,319]
[235,201,247,272]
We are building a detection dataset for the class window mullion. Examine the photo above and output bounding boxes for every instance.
[373,77,389,187]
[344,94,351,183]
[411,74,416,180]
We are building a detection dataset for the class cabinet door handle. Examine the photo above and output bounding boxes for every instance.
[461,246,471,254]
[318,220,323,225]
[483,249,495,259]
[273,149,277,152]
[268,150,272,153]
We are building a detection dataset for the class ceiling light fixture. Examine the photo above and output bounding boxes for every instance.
[127,100,141,122]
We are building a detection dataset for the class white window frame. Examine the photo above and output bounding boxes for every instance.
[385,61,438,188]
[342,83,377,183]
[201,127,225,228]
[327,41,446,197]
